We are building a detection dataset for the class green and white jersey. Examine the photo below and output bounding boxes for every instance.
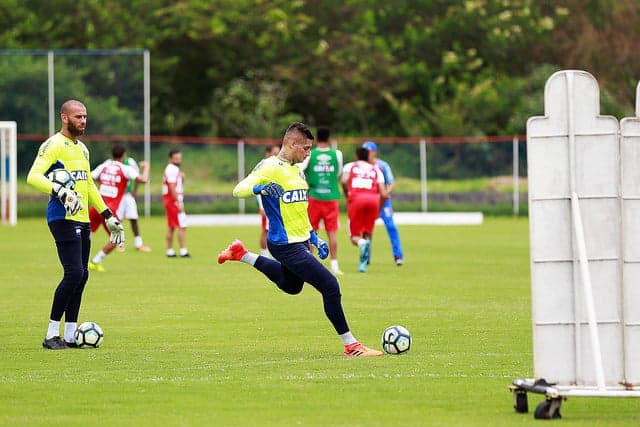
[300,147,342,200]
[123,156,139,193]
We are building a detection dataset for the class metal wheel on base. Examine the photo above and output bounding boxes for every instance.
[534,398,562,419]
[514,390,528,413]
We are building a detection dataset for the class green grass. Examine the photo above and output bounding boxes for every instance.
[1,217,638,426]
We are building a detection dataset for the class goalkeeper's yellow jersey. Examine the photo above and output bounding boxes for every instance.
[233,156,311,245]
[27,132,107,223]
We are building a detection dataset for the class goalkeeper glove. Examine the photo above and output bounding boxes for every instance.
[253,182,285,197]
[309,230,329,260]
[52,183,83,216]
[102,210,125,246]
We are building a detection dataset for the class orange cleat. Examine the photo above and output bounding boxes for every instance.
[136,245,152,253]
[343,342,383,357]
[217,240,248,264]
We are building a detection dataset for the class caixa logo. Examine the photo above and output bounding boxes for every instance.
[281,189,308,203]
[70,170,88,181]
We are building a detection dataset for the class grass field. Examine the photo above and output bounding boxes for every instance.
[1,217,639,426]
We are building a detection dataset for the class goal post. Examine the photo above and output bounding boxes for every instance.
[0,121,17,225]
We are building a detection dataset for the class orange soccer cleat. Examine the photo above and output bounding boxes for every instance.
[343,342,383,357]
[217,240,248,264]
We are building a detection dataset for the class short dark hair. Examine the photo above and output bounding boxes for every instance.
[112,144,126,159]
[356,147,369,161]
[169,149,181,158]
[285,122,314,140]
[317,126,330,142]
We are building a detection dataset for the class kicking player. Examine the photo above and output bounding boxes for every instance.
[217,122,383,357]
[26,99,124,350]
[341,146,387,272]
[363,141,404,265]
[88,144,149,272]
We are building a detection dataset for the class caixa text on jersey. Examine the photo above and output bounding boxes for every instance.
[281,189,308,203]
[70,170,88,181]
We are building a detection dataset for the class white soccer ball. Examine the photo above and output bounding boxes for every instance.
[381,325,411,354]
[47,168,76,190]
[74,322,104,348]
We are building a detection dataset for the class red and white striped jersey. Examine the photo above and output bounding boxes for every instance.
[162,163,184,203]
[91,160,139,212]
[342,160,384,201]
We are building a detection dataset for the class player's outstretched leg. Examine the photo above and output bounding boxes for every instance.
[217,240,248,264]
[344,342,383,357]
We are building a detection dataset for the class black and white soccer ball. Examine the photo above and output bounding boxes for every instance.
[74,322,104,348]
[47,168,76,190]
[381,325,411,354]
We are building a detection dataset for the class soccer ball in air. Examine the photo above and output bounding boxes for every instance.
[381,325,411,354]
[47,168,76,190]
[74,322,104,348]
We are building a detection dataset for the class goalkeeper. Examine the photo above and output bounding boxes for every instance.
[217,122,382,357]
[26,99,124,350]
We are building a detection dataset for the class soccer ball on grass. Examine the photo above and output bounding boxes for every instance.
[74,322,104,348]
[47,168,76,190]
[381,325,411,354]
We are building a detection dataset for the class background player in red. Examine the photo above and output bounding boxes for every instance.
[163,149,189,258]
[341,146,387,272]
[88,144,149,271]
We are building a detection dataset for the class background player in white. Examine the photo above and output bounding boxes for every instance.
[88,144,149,271]
[163,149,189,258]
[117,154,152,252]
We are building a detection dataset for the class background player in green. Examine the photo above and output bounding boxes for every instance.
[26,99,124,350]
[217,122,382,357]
[299,126,344,275]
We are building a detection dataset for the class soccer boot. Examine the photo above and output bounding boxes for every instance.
[395,257,404,266]
[116,244,126,252]
[64,340,79,348]
[217,240,248,264]
[136,245,152,253]
[88,262,106,272]
[42,336,70,350]
[180,252,191,258]
[343,342,383,357]
[358,260,367,273]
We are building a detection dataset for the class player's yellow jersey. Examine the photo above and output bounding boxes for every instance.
[233,156,311,244]
[27,132,107,223]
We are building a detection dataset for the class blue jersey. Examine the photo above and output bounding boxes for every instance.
[375,159,394,186]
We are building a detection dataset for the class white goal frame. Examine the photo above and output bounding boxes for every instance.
[0,121,17,225]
